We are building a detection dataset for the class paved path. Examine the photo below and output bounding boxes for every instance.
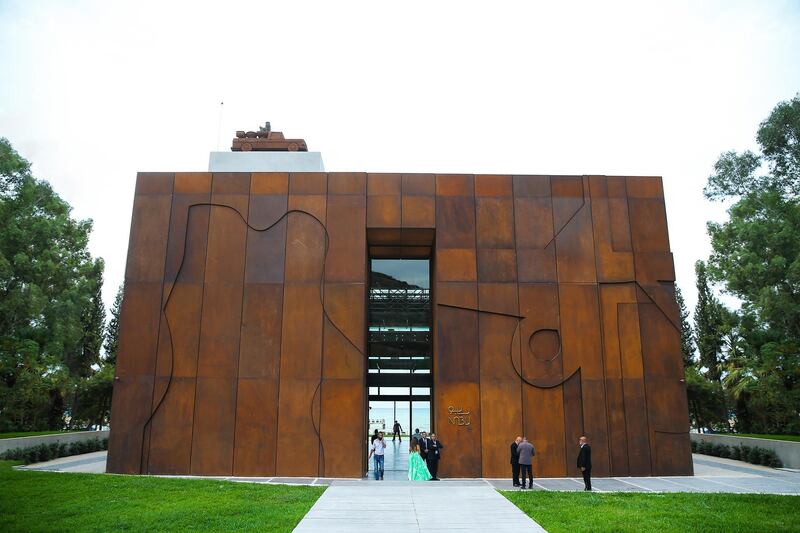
[18,451,800,495]
[293,479,546,533]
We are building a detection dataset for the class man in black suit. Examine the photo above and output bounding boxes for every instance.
[577,435,592,491]
[419,431,432,461]
[510,436,522,487]
[426,433,444,480]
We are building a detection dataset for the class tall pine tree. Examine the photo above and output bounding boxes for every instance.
[676,285,695,367]
[694,261,726,382]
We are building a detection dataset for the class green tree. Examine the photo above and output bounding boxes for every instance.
[0,138,104,431]
[694,261,726,382]
[676,285,695,367]
[704,94,800,435]
[104,284,124,366]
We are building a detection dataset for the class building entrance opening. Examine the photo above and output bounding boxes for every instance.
[367,258,431,478]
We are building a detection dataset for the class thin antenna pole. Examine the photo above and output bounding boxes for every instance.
[216,100,224,151]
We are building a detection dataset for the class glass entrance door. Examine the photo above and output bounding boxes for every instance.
[367,258,431,475]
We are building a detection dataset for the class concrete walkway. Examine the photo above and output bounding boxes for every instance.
[17,452,800,495]
[293,479,546,533]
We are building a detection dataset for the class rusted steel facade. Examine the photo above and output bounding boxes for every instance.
[107,172,692,478]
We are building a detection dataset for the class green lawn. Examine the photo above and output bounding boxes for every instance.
[503,491,800,533]
[0,430,85,440]
[731,433,800,443]
[0,461,324,532]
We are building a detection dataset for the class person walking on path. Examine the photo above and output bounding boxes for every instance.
[426,433,444,480]
[392,420,403,442]
[517,437,535,489]
[577,435,592,491]
[510,436,522,487]
[368,432,386,480]
[408,437,432,481]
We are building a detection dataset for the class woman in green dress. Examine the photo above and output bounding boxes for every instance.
[408,437,432,481]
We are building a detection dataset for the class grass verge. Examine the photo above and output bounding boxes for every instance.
[503,491,800,533]
[0,461,324,532]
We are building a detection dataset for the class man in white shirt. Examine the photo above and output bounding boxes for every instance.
[368,432,386,480]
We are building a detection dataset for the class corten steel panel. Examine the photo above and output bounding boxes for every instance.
[245,194,287,284]
[107,375,155,474]
[125,173,173,283]
[402,173,435,196]
[328,172,366,195]
[562,371,585,476]
[435,381,482,478]
[157,283,203,378]
[190,377,237,475]
[320,283,365,477]
[164,173,211,284]
[436,249,477,282]
[558,283,610,477]
[289,172,327,195]
[618,302,653,475]
[436,196,476,248]
[477,283,518,316]
[517,284,562,385]
[590,177,634,282]
[517,283,569,477]
[402,195,435,228]
[599,284,639,476]
[513,177,556,283]
[479,309,522,478]
[475,174,513,197]
[639,300,692,475]
[320,378,364,477]
[367,173,401,228]
[326,194,366,283]
[322,283,366,375]
[147,377,194,474]
[196,175,249,379]
[476,197,514,248]
[276,378,321,476]
[115,282,163,377]
[553,177,597,283]
[239,284,283,379]
[251,172,289,194]
[277,278,323,475]
[233,377,278,476]
[367,173,401,195]
[525,385,568,478]
[437,305,479,383]
[436,174,473,196]
[477,249,517,282]
[437,282,478,309]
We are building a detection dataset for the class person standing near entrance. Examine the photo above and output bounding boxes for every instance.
[392,420,403,442]
[426,433,444,480]
[418,431,431,461]
[408,437,432,481]
[510,436,522,487]
[371,429,379,444]
[412,428,421,442]
[368,431,386,480]
[577,435,592,491]
[517,437,535,489]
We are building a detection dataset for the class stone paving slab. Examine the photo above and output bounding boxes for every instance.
[293,484,546,533]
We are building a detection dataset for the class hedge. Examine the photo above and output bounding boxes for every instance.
[691,439,783,468]
[0,438,108,465]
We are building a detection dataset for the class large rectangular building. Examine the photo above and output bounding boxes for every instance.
[107,171,692,478]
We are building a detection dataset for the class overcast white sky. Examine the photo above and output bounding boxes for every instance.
[1,0,799,314]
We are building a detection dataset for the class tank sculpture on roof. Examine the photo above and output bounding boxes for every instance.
[231,122,308,152]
